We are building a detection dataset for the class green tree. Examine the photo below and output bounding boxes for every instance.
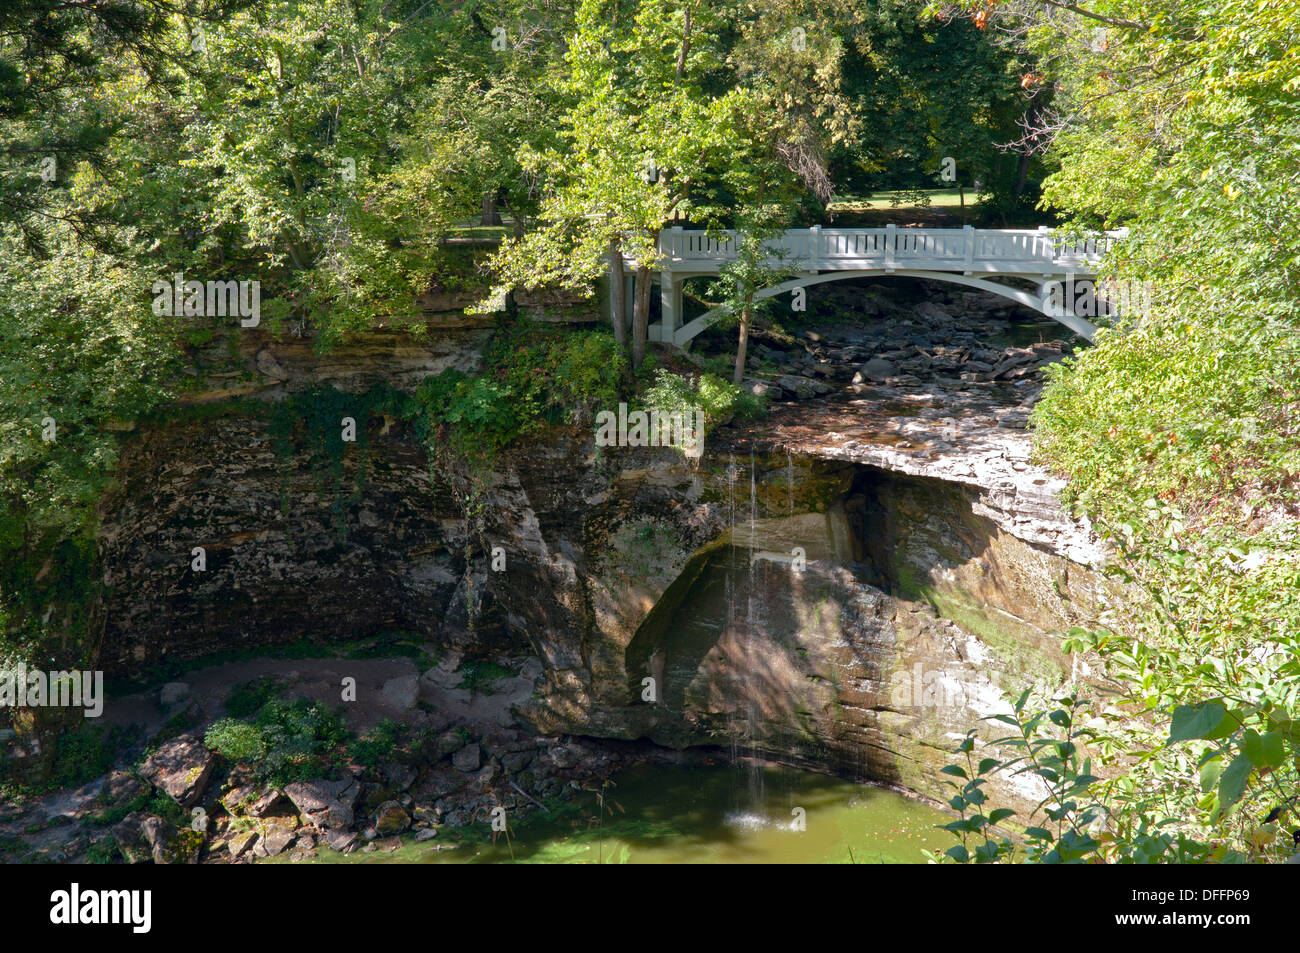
[934,0,1300,862]
[705,221,795,384]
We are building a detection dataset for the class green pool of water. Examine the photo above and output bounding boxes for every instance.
[315,763,953,864]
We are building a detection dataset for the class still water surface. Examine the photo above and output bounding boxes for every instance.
[317,763,952,864]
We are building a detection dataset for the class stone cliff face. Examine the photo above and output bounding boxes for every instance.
[95,293,1116,813]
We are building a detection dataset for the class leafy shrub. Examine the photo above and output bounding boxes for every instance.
[643,369,766,435]
[0,723,134,796]
[415,322,627,461]
[205,697,350,787]
[348,719,406,767]
[84,837,122,864]
[223,676,287,719]
[204,720,268,762]
[933,693,1223,865]
[0,230,180,668]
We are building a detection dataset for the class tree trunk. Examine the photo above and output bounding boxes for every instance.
[733,302,751,385]
[632,264,651,370]
[1014,149,1032,197]
[608,237,628,352]
[479,192,502,226]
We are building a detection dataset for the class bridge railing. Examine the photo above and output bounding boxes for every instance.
[652,226,1125,272]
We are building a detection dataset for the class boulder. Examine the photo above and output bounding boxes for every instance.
[254,820,297,858]
[451,743,482,773]
[109,811,153,864]
[776,376,817,400]
[284,778,360,830]
[221,784,256,815]
[549,742,588,769]
[992,347,1036,377]
[501,750,531,773]
[914,302,954,325]
[140,734,216,808]
[436,730,466,758]
[158,682,190,707]
[247,788,291,818]
[113,813,202,864]
[101,769,148,806]
[380,763,417,792]
[226,829,258,860]
[324,829,360,854]
[374,801,411,835]
[858,358,897,382]
[380,674,419,712]
[254,348,290,380]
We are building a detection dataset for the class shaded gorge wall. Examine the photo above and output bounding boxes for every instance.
[90,323,1114,814]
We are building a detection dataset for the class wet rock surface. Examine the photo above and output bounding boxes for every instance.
[719,286,1101,565]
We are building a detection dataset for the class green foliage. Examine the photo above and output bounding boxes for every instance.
[84,837,122,865]
[0,229,180,667]
[415,322,627,462]
[223,676,287,720]
[48,723,128,791]
[933,693,1224,864]
[838,0,1047,221]
[643,370,766,433]
[204,720,268,763]
[268,383,414,534]
[347,718,406,768]
[87,782,151,829]
[0,721,133,796]
[205,697,350,788]
[935,0,1300,863]
[1031,321,1299,521]
[456,659,514,696]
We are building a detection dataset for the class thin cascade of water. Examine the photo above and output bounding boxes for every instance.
[787,450,794,519]
[743,450,765,816]
[724,452,740,774]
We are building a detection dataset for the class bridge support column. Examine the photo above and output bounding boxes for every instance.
[659,271,681,342]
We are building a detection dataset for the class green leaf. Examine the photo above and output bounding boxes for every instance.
[1218,754,1252,810]
[1199,757,1223,793]
[1243,730,1286,769]
[1169,702,1228,742]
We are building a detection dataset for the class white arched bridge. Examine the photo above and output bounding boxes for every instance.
[621,225,1126,345]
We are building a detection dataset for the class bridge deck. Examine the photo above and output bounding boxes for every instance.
[620,225,1125,346]
[632,225,1123,276]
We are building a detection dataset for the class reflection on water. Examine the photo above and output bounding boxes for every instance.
[314,763,952,865]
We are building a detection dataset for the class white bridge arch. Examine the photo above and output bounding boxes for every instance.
[620,224,1126,346]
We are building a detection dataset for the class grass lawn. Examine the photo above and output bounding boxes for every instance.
[829,188,990,212]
